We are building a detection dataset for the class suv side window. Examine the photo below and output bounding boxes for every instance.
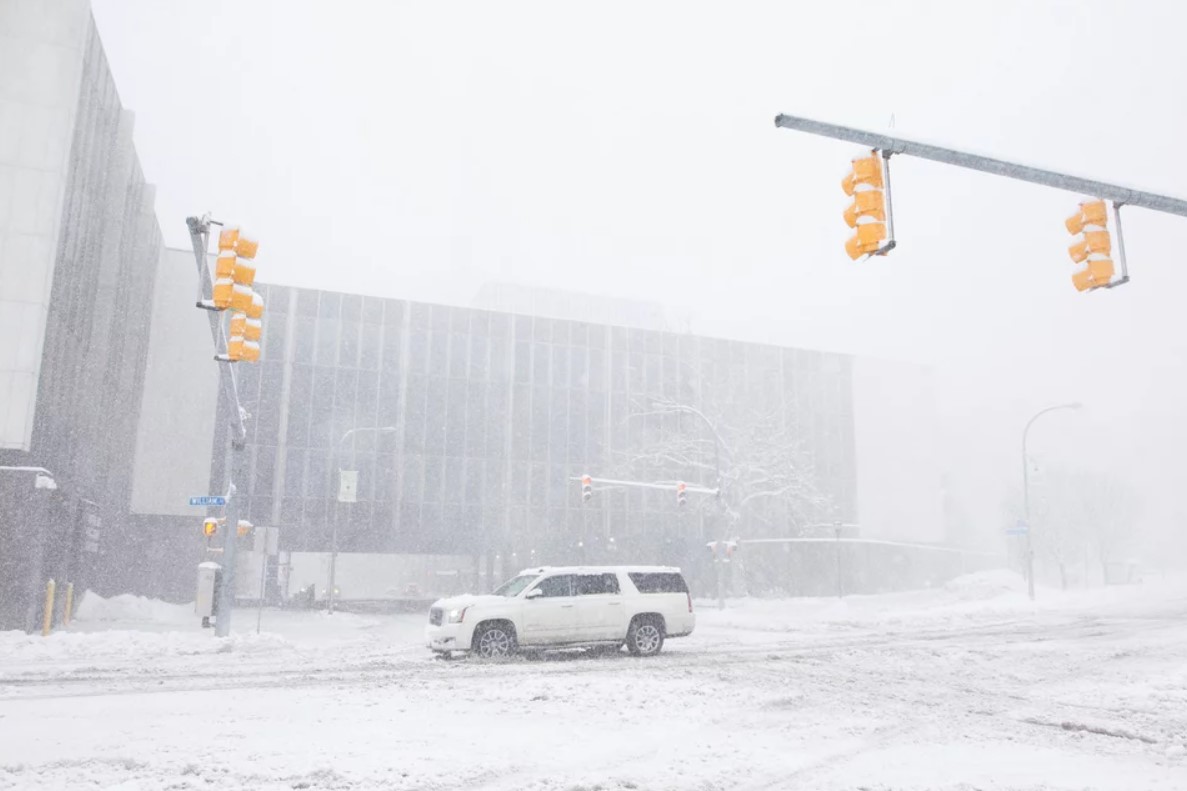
[575,573,620,596]
[627,572,689,593]
[533,574,574,597]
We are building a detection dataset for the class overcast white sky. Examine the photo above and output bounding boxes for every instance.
[91,0,1187,550]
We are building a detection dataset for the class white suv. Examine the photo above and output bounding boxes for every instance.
[425,565,695,659]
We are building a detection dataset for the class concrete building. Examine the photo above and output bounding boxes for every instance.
[127,270,947,601]
[472,282,674,333]
[0,0,163,630]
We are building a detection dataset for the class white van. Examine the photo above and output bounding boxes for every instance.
[425,565,695,658]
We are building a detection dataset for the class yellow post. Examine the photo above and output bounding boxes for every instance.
[41,579,56,636]
[63,582,75,627]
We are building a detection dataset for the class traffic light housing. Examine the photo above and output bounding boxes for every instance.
[212,227,258,310]
[1065,199,1114,291]
[581,474,593,503]
[203,518,220,538]
[236,519,253,539]
[219,226,259,260]
[226,292,263,363]
[209,225,264,362]
[842,151,888,260]
[676,481,687,507]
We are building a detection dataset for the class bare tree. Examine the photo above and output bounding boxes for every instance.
[1006,466,1141,588]
[1080,473,1141,582]
[612,395,834,538]
[1028,469,1089,590]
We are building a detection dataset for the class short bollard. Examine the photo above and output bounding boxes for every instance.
[42,579,56,636]
[63,582,75,627]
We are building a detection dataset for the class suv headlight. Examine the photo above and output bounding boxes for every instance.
[447,607,469,623]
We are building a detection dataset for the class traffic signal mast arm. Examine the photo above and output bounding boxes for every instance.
[775,113,1187,217]
[569,475,720,497]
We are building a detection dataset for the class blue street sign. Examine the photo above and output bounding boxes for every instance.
[189,496,227,507]
[1005,519,1029,536]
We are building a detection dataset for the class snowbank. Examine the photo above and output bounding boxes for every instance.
[73,591,194,626]
[0,628,293,666]
[702,570,1187,636]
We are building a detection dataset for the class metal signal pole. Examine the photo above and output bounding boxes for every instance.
[186,215,249,638]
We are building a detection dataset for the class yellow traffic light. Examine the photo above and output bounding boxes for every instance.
[1065,199,1114,291]
[218,226,259,260]
[226,311,261,363]
[206,222,265,360]
[203,518,219,537]
[210,228,259,310]
[842,152,888,260]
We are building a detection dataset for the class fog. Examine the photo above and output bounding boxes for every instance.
[90,0,1187,559]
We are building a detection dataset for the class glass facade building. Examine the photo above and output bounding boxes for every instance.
[234,284,857,574]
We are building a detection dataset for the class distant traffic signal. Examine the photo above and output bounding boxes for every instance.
[842,151,889,260]
[1065,199,1114,291]
[581,474,593,503]
[676,481,687,507]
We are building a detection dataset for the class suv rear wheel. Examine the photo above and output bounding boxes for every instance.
[627,616,664,657]
[473,622,517,659]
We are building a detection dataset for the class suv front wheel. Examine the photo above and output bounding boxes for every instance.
[473,622,517,659]
[627,616,664,657]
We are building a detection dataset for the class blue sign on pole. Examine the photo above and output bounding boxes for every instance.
[189,496,227,507]
[1005,519,1029,536]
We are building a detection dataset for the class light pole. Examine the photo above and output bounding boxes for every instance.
[1021,402,1082,601]
[650,402,731,609]
[329,425,397,614]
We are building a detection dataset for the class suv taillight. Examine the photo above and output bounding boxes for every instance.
[687,592,693,613]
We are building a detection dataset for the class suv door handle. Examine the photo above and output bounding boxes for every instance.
[560,604,574,608]
[607,602,622,606]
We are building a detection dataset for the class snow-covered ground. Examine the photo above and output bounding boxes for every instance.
[2,572,1186,790]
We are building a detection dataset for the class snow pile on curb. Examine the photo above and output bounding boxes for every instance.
[73,591,193,625]
[941,568,1027,600]
[0,628,294,665]
[705,571,1039,635]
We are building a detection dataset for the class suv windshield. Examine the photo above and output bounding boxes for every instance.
[492,574,539,597]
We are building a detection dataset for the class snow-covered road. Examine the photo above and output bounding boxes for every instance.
[2,573,1186,790]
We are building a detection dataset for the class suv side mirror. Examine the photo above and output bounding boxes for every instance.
[525,588,543,600]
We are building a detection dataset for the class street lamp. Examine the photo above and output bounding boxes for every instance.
[1021,402,1082,601]
[649,401,731,609]
[329,425,397,614]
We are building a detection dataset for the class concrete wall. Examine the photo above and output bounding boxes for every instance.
[852,355,944,543]
[130,247,220,516]
[0,0,91,450]
[0,2,166,627]
[281,551,483,601]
